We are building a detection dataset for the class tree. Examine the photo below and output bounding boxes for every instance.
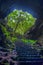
[3,9,36,45]
[6,9,36,35]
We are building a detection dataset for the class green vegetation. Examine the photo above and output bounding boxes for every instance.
[21,39,37,45]
[6,9,36,35]
[1,24,17,43]
[4,9,36,45]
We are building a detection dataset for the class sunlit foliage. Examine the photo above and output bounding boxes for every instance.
[21,39,37,45]
[6,9,36,35]
[4,9,36,45]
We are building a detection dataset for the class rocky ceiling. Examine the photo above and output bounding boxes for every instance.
[0,0,43,19]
